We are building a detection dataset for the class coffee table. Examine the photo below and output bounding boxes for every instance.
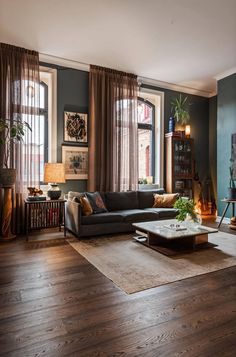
[132,219,218,256]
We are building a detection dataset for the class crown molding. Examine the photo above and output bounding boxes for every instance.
[214,67,236,81]
[39,52,89,72]
[39,52,216,98]
[138,76,215,98]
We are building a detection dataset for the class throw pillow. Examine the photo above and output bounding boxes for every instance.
[79,196,93,216]
[86,192,107,214]
[153,193,179,208]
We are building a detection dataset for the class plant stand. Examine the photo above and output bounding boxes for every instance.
[1,187,16,240]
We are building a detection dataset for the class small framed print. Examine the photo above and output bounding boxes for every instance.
[62,146,88,180]
[64,111,88,143]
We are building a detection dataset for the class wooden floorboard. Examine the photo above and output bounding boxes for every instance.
[0,223,235,356]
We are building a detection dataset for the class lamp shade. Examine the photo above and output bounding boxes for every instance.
[44,163,65,183]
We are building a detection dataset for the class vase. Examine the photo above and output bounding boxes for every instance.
[0,168,16,187]
[168,117,175,133]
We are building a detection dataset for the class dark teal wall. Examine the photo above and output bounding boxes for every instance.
[217,73,236,218]
[40,62,89,194]
[209,96,217,201]
[142,84,210,192]
[57,68,89,194]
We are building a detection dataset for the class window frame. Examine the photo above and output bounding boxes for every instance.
[137,96,155,180]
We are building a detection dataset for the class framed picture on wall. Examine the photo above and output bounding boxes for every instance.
[62,146,88,180]
[64,111,88,143]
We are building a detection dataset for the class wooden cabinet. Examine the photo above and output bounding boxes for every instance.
[165,134,194,198]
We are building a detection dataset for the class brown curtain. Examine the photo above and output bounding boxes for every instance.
[89,65,138,192]
[0,43,40,234]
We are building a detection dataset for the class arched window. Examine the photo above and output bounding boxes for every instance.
[137,97,155,181]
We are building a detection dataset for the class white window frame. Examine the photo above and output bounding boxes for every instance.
[39,66,57,163]
[138,87,164,187]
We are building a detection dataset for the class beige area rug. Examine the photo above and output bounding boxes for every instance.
[69,232,236,294]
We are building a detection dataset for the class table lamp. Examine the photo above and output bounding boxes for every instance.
[44,163,65,200]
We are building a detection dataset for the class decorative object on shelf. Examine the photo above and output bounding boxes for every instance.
[27,187,43,196]
[171,94,190,126]
[146,176,153,184]
[174,197,198,222]
[229,216,236,230]
[64,111,88,143]
[185,124,191,138]
[168,116,175,133]
[0,118,31,240]
[62,146,88,180]
[44,163,65,199]
[228,157,236,200]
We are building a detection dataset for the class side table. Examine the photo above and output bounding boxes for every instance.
[218,199,236,228]
[25,199,66,241]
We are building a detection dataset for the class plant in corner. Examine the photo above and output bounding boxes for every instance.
[228,158,236,200]
[0,118,31,187]
[174,197,197,222]
[171,94,190,127]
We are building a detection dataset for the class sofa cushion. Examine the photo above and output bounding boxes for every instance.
[79,196,93,216]
[86,191,108,214]
[138,189,165,209]
[105,191,139,211]
[144,208,178,219]
[81,212,124,225]
[115,209,159,222]
[68,191,84,201]
[153,193,179,208]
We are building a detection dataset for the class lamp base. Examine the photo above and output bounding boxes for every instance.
[47,184,61,200]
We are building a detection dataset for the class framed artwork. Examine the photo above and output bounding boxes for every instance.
[62,146,88,180]
[232,133,236,180]
[64,111,88,143]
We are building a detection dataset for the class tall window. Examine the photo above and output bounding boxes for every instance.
[20,80,48,183]
[137,97,155,181]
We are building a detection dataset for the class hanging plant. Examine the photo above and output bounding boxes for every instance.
[171,94,190,125]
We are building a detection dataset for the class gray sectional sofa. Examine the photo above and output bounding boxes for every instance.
[65,189,178,238]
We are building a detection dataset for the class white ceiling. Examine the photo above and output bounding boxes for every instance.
[1,0,236,96]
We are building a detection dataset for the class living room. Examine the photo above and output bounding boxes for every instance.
[0,0,236,356]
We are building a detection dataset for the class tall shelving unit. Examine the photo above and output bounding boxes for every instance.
[165,133,194,198]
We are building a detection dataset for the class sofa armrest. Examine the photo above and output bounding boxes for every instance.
[65,200,82,236]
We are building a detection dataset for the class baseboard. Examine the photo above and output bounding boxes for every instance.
[216,216,230,224]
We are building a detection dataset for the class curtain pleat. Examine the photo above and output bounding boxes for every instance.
[89,65,138,192]
[0,43,40,234]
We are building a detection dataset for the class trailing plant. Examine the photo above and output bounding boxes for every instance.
[171,94,190,125]
[174,197,197,222]
[229,158,236,188]
[0,118,31,168]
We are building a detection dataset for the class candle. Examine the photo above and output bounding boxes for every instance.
[146,176,153,184]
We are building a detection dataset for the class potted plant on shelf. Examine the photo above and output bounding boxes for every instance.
[170,94,190,133]
[228,158,236,200]
[0,118,31,187]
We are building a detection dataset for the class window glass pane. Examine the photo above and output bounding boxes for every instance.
[138,101,152,124]
[138,128,152,179]
[39,84,45,109]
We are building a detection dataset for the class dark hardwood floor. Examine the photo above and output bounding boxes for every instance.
[0,221,236,356]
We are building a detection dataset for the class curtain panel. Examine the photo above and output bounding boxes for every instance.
[0,43,40,234]
[89,65,138,192]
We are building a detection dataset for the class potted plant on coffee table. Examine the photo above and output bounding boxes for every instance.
[174,197,198,222]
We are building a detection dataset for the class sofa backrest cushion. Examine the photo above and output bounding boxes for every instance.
[68,191,84,201]
[138,189,165,208]
[105,191,139,211]
[86,191,108,214]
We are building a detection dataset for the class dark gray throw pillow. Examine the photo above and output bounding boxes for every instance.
[85,192,108,214]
